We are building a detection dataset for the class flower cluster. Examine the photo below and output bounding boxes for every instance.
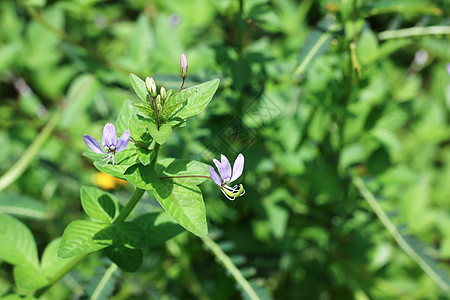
[209,154,245,201]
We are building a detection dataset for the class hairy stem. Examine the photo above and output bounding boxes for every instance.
[202,236,261,300]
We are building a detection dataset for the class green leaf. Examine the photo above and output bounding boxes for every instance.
[41,238,79,280]
[0,214,39,268]
[81,187,120,223]
[133,212,184,247]
[129,73,147,103]
[153,181,207,237]
[0,192,49,220]
[58,220,111,258]
[148,122,172,145]
[106,222,146,248]
[13,265,48,291]
[176,79,220,119]
[106,245,143,272]
[124,164,159,190]
[132,102,156,120]
[129,113,154,165]
[157,158,210,185]
[162,88,196,119]
[116,100,139,134]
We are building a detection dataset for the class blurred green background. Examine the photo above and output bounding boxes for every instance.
[1,0,450,299]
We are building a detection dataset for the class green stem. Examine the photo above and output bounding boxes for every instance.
[294,33,331,76]
[353,176,450,293]
[150,143,160,169]
[202,236,261,300]
[90,263,118,300]
[113,143,161,224]
[113,187,145,224]
[0,110,61,192]
[378,26,450,40]
[34,253,87,298]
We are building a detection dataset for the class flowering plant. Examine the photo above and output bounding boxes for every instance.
[54,54,245,275]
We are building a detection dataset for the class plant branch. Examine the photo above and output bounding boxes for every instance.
[113,187,145,224]
[178,78,185,93]
[378,26,450,40]
[353,176,450,293]
[34,253,87,298]
[0,109,61,192]
[202,236,261,300]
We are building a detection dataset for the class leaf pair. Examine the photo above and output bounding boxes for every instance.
[58,187,183,272]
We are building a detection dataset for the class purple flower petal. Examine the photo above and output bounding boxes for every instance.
[83,135,105,154]
[447,63,450,76]
[219,154,232,182]
[213,159,222,178]
[102,123,117,148]
[209,166,222,185]
[116,130,130,153]
[230,153,244,182]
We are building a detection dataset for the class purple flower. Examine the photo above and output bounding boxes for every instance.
[83,123,130,166]
[447,63,450,76]
[180,53,188,79]
[209,153,245,201]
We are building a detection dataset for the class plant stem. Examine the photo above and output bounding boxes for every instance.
[294,33,331,76]
[353,176,450,293]
[150,143,160,168]
[130,139,149,151]
[159,175,213,181]
[113,187,145,224]
[178,78,185,93]
[0,109,61,192]
[153,96,160,130]
[378,25,450,40]
[202,236,261,300]
[34,253,87,298]
[90,263,119,300]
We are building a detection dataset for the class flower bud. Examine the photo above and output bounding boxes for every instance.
[160,86,167,101]
[146,76,157,98]
[180,53,188,79]
[156,94,162,110]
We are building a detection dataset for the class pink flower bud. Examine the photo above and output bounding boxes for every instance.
[180,53,188,79]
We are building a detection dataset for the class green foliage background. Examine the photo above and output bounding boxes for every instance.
[1,0,450,299]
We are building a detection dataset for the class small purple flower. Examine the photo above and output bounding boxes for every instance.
[180,53,188,79]
[209,153,245,201]
[447,63,450,76]
[83,123,130,166]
